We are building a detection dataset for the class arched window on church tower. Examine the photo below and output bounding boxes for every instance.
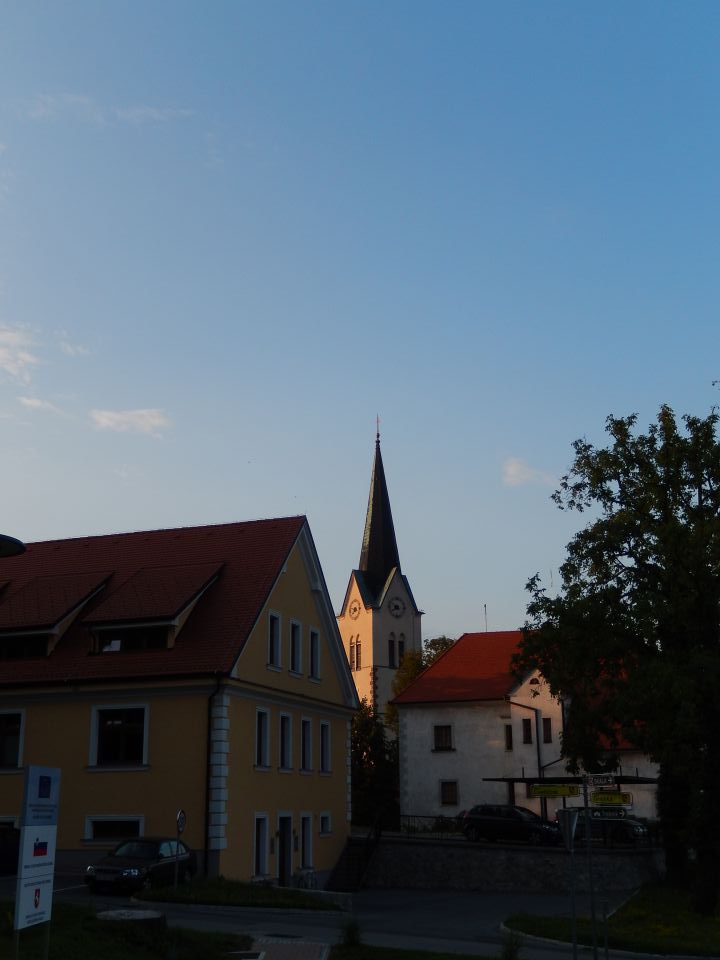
[356,637,362,670]
[398,633,405,663]
[388,632,396,668]
[349,637,356,671]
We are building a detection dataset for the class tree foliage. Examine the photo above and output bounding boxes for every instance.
[514,406,720,913]
[385,636,455,730]
[351,698,398,828]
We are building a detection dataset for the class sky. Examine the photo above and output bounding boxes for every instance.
[0,1,719,640]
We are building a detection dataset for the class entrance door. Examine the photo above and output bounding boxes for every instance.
[277,815,292,886]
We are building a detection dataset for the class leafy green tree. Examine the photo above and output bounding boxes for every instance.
[385,636,455,730]
[515,406,720,914]
[351,698,398,828]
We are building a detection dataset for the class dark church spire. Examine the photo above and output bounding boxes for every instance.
[359,425,401,599]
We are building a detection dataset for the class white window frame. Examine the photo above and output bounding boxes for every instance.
[268,612,282,669]
[300,718,312,772]
[89,704,149,768]
[309,629,320,679]
[84,814,145,841]
[255,708,270,769]
[319,721,331,774]
[279,713,292,770]
[0,708,25,770]
[253,813,269,878]
[289,620,302,675]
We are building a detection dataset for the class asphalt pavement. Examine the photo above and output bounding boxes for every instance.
[0,871,702,960]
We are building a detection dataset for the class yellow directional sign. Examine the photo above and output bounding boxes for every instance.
[529,784,581,799]
[591,791,632,805]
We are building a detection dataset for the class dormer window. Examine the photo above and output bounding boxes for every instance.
[85,562,222,654]
[0,572,109,660]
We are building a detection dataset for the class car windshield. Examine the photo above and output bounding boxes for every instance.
[515,807,542,821]
[113,840,159,859]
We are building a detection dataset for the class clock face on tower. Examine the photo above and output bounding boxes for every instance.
[388,596,406,618]
[349,599,362,620]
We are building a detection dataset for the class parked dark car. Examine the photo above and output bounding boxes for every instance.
[461,804,560,845]
[85,837,197,892]
[572,813,649,845]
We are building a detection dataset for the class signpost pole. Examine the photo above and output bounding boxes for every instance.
[584,779,599,960]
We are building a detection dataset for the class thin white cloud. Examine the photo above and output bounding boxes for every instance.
[0,326,40,382]
[60,340,90,357]
[25,93,192,128]
[502,457,555,488]
[90,408,171,438]
[17,396,61,414]
[113,105,193,125]
[26,92,105,125]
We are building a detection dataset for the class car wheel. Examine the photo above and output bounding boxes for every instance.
[140,875,153,892]
[529,832,543,846]
[466,826,480,842]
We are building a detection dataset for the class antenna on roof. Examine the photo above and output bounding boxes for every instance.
[484,603,488,632]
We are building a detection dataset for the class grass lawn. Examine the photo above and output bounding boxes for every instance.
[1,900,251,960]
[507,882,720,957]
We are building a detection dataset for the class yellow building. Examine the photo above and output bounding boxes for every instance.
[0,517,358,886]
[337,432,423,718]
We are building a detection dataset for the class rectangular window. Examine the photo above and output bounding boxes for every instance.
[86,816,143,841]
[94,707,146,767]
[319,812,331,835]
[320,722,331,773]
[398,637,405,662]
[256,709,270,768]
[355,639,362,670]
[388,636,396,668]
[542,717,552,743]
[301,814,312,869]
[440,781,458,806]
[301,718,312,771]
[349,638,356,671]
[309,630,320,678]
[505,724,513,751]
[0,712,22,768]
[254,815,268,877]
[433,724,453,752]
[279,714,292,770]
[522,718,533,744]
[290,622,302,674]
[268,613,281,668]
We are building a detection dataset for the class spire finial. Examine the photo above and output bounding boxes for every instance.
[376,414,380,444]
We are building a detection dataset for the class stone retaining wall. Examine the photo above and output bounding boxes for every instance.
[363,837,664,894]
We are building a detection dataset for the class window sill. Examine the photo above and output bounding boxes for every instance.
[266,663,282,672]
[300,768,314,775]
[278,766,294,774]
[431,747,455,753]
[86,764,149,772]
[254,764,271,772]
[308,675,321,683]
[289,669,303,678]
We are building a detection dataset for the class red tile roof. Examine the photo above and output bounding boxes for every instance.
[86,561,224,625]
[392,631,526,704]
[0,517,305,688]
[0,571,110,631]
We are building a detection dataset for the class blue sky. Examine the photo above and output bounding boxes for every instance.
[1,2,718,639]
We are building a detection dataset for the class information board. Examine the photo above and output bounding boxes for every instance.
[14,766,61,932]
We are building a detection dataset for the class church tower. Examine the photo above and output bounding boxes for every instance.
[338,429,422,718]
